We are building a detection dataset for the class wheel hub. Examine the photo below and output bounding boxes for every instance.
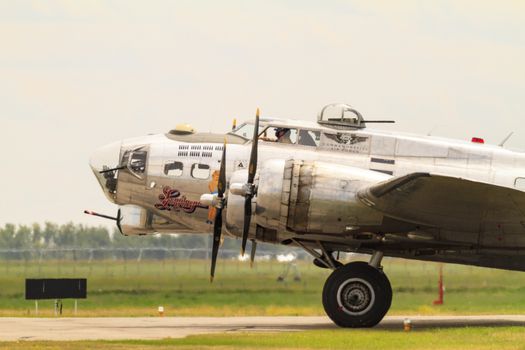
[337,278,375,316]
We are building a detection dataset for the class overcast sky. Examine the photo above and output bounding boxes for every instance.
[1,1,524,227]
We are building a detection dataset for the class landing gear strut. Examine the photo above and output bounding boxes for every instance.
[322,253,392,328]
[292,239,343,269]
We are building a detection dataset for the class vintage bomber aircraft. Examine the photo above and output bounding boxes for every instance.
[87,103,525,328]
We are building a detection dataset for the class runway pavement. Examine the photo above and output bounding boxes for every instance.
[1,315,525,341]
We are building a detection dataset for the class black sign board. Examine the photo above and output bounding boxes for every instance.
[25,279,87,300]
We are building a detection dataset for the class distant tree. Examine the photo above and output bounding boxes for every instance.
[42,222,58,248]
[0,224,15,248]
[12,225,31,250]
[32,223,42,248]
[76,225,111,248]
[55,222,76,247]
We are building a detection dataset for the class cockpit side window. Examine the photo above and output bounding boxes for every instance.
[164,161,184,177]
[298,129,321,147]
[191,163,211,179]
[259,127,297,144]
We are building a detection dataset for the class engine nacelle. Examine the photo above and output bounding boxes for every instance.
[119,205,192,235]
[257,159,388,234]
[252,160,388,235]
[225,160,389,238]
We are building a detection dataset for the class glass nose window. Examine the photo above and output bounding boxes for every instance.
[89,141,123,199]
[129,151,147,173]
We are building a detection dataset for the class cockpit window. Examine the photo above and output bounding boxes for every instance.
[298,130,321,147]
[164,161,184,177]
[230,123,255,140]
[121,149,148,178]
[259,127,297,144]
[129,151,147,173]
[515,178,525,191]
[191,163,211,179]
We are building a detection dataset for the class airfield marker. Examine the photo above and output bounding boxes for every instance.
[433,264,445,305]
[403,318,412,332]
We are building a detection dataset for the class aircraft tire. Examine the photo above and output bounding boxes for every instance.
[322,261,392,328]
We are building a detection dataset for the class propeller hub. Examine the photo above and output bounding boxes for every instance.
[230,183,252,197]
[200,193,220,207]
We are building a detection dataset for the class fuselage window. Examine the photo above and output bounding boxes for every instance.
[191,163,211,179]
[129,151,147,174]
[515,178,525,191]
[259,127,297,144]
[298,130,321,147]
[164,161,184,177]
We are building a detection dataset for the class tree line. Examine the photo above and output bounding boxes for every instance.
[0,223,206,250]
[0,223,289,260]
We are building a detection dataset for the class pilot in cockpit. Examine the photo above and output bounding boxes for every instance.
[275,128,292,144]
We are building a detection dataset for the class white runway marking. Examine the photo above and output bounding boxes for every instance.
[1,315,525,341]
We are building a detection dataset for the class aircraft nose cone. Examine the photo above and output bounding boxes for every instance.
[90,141,122,203]
[90,141,122,173]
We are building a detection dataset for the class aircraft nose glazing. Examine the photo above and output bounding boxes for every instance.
[90,141,122,173]
[90,141,123,202]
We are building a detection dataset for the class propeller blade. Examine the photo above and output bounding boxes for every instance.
[250,239,257,268]
[241,108,260,256]
[116,208,123,234]
[247,108,259,185]
[210,142,227,282]
[218,140,227,197]
[241,196,251,256]
[210,206,222,282]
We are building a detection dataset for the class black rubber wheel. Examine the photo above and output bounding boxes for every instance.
[322,261,392,328]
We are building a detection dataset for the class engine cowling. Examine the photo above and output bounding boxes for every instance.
[225,170,252,237]
[225,160,388,238]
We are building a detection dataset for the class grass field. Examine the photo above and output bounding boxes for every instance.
[2,328,525,350]
[2,257,525,317]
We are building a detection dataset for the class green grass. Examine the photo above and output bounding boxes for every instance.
[2,328,525,350]
[2,258,525,316]
[2,258,525,349]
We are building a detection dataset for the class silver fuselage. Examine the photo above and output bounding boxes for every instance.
[90,118,525,270]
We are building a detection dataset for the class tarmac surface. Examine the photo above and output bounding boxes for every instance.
[1,315,525,341]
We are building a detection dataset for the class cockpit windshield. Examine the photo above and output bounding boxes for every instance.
[229,123,255,140]
[259,127,297,144]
